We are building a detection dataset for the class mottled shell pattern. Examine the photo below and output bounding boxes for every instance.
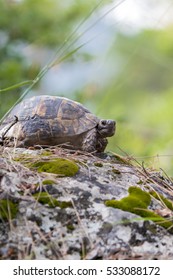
[0,95,99,146]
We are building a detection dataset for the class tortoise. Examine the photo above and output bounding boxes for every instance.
[0,95,116,152]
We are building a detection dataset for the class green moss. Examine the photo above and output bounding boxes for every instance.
[14,155,34,162]
[41,151,53,156]
[105,186,173,231]
[42,179,56,185]
[0,199,18,221]
[150,190,173,211]
[31,158,79,176]
[33,192,72,208]
[137,180,143,185]
[112,168,121,174]
[67,224,75,231]
[94,162,103,167]
[106,187,151,214]
[112,154,131,164]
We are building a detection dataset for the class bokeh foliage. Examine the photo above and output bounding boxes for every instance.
[0,0,109,116]
[73,1,173,172]
[96,26,173,172]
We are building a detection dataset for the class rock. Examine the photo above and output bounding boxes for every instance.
[0,147,173,259]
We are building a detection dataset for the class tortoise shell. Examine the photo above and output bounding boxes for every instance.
[0,95,116,151]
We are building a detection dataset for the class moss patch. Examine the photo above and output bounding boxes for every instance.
[31,158,79,176]
[112,168,121,174]
[41,151,53,156]
[112,154,131,164]
[150,190,173,211]
[94,162,103,167]
[33,192,72,209]
[105,186,173,231]
[67,224,75,231]
[42,179,56,185]
[14,155,35,163]
[0,200,18,221]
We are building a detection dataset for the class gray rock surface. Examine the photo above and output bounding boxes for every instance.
[0,147,173,259]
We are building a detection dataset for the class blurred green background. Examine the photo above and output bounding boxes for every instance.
[1,0,173,173]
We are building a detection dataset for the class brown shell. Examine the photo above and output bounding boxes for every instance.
[1,95,99,141]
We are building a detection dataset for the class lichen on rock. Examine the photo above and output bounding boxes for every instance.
[0,147,173,260]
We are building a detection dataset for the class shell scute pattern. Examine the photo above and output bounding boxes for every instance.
[0,95,116,152]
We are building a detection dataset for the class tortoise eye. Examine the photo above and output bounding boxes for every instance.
[100,120,107,126]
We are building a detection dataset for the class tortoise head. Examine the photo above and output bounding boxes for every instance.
[97,119,116,137]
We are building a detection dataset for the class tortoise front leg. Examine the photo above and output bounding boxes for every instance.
[82,129,97,153]
[96,138,108,152]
